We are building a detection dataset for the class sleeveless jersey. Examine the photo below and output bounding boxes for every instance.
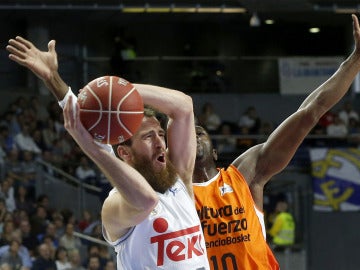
[103,180,210,270]
[193,165,279,270]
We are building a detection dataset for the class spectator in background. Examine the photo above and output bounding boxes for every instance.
[31,129,47,153]
[37,222,59,249]
[60,209,76,227]
[31,243,57,270]
[338,100,359,126]
[68,248,85,270]
[52,212,65,239]
[75,156,97,186]
[83,245,107,270]
[198,102,222,134]
[236,126,256,152]
[78,209,93,233]
[267,199,296,251]
[0,176,16,213]
[0,220,16,246]
[0,126,16,154]
[317,109,335,129]
[20,151,38,201]
[49,138,67,170]
[40,150,57,176]
[16,219,38,257]
[12,209,29,228]
[42,119,59,151]
[35,194,52,220]
[0,199,8,227]
[0,239,27,270]
[85,255,101,270]
[326,113,348,146]
[103,260,116,270]
[83,213,101,236]
[59,223,82,252]
[216,123,237,154]
[29,96,49,123]
[98,245,112,268]
[0,146,6,179]
[41,235,57,260]
[12,97,28,116]
[55,246,72,270]
[4,148,23,183]
[238,106,261,134]
[1,110,21,138]
[0,212,13,232]
[14,123,41,156]
[22,108,38,134]
[0,231,33,269]
[29,205,48,238]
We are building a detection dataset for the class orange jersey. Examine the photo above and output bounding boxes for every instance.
[193,165,279,270]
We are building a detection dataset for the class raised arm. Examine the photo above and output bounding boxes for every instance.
[234,14,360,208]
[6,36,68,100]
[133,84,196,194]
[63,96,158,240]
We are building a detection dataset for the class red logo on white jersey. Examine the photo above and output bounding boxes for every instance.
[150,217,205,266]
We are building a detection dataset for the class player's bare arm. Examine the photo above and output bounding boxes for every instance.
[63,96,158,241]
[234,14,360,209]
[133,84,196,195]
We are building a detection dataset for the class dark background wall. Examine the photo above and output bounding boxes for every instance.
[0,10,354,94]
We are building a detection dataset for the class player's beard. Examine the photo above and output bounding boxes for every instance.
[132,153,178,194]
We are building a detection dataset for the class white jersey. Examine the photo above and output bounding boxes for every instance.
[103,180,210,270]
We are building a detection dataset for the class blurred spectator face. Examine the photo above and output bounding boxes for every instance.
[65,223,74,235]
[9,240,20,254]
[68,249,81,266]
[104,260,116,270]
[38,243,51,259]
[23,151,33,161]
[19,220,31,234]
[88,256,100,270]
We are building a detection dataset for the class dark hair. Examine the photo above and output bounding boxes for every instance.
[55,246,67,258]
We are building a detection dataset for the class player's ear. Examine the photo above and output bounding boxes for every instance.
[116,145,131,161]
[212,149,218,161]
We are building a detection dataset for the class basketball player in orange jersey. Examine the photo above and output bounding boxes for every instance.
[6,40,210,269]
[192,14,360,270]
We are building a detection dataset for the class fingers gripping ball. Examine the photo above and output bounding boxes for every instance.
[78,76,144,145]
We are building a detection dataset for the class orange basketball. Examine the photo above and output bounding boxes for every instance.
[77,76,144,145]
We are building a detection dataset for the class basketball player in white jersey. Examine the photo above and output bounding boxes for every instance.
[6,37,210,269]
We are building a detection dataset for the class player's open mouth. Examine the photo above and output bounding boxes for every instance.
[157,153,165,163]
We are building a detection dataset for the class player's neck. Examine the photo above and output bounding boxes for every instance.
[193,165,218,183]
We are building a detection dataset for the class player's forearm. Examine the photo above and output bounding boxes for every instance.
[86,144,158,208]
[43,71,69,101]
[133,84,193,118]
[134,83,196,187]
[299,51,360,112]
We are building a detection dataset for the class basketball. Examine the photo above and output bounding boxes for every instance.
[77,76,144,145]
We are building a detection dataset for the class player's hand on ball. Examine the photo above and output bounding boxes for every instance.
[63,95,94,149]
